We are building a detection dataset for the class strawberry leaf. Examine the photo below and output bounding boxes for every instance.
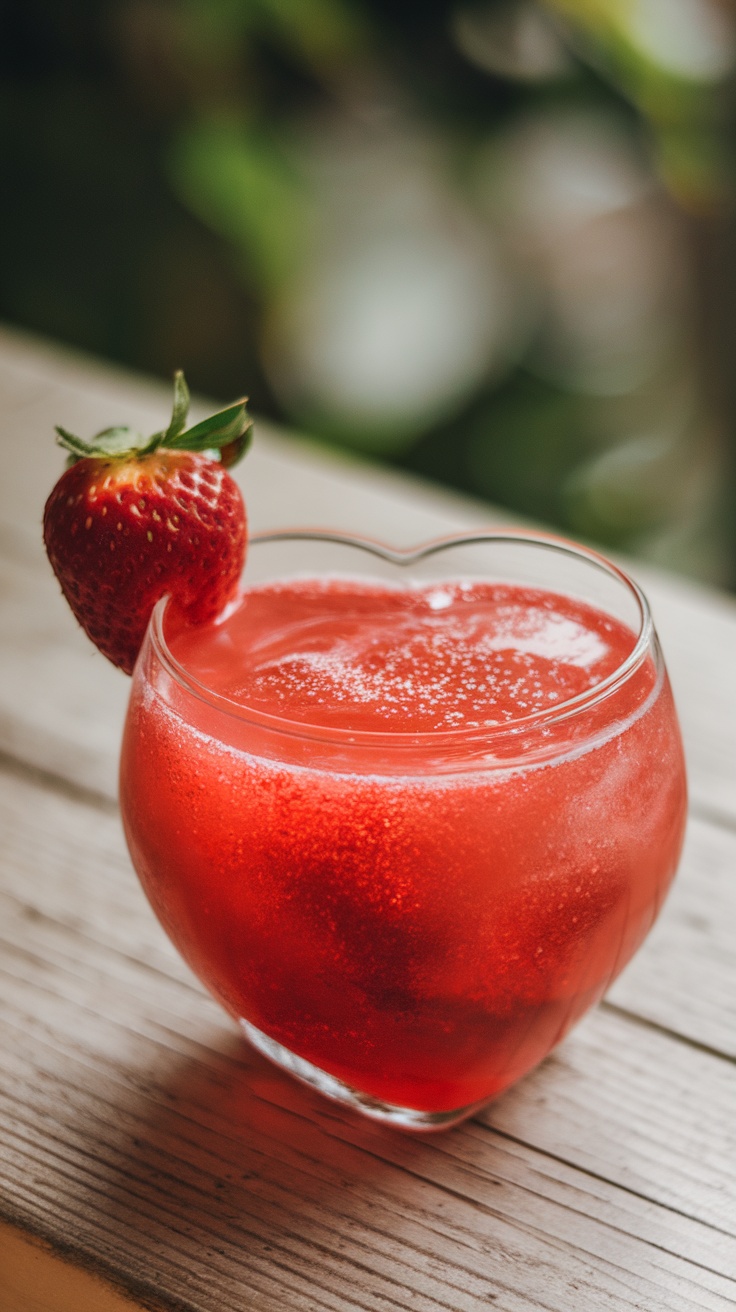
[55,427,96,460]
[91,426,146,456]
[162,370,191,444]
[56,425,148,462]
[53,372,253,469]
[167,399,253,467]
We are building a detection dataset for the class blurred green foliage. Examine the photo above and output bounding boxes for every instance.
[1,0,734,581]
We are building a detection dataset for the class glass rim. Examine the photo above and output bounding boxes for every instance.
[148,528,654,749]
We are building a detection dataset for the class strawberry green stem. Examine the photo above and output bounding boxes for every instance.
[55,371,253,469]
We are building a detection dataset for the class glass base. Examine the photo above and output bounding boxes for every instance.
[239,1018,487,1131]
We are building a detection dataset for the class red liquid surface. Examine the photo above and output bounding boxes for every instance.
[121,579,687,1113]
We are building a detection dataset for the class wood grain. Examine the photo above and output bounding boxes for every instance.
[0,325,735,1311]
[0,760,734,1310]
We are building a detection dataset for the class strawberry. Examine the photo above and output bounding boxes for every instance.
[43,372,252,675]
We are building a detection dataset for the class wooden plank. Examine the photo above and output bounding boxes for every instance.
[606,814,736,1057]
[1,324,735,1312]
[0,524,128,801]
[631,571,736,829]
[2,977,734,1312]
[0,762,734,1310]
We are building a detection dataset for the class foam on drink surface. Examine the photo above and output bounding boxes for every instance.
[169,579,632,732]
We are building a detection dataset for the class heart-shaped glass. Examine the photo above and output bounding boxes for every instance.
[120,530,687,1130]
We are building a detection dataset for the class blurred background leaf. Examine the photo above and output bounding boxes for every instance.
[1,0,734,582]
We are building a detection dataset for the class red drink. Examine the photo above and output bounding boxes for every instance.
[120,532,686,1128]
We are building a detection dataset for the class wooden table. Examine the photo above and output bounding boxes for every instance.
[1,325,734,1312]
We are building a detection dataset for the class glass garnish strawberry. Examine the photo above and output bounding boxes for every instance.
[43,371,252,675]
